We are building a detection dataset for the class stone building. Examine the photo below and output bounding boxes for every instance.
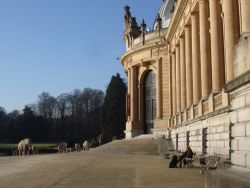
[120,0,250,168]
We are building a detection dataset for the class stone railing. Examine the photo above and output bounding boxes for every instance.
[132,29,167,49]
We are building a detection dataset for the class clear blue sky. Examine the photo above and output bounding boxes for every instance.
[0,0,162,112]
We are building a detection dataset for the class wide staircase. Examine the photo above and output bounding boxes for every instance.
[154,137,174,157]
[91,135,250,188]
[90,134,160,156]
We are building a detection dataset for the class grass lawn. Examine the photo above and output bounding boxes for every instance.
[0,143,58,149]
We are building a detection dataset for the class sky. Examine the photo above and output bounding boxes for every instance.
[0,0,162,112]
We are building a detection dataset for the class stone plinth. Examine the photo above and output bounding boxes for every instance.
[125,121,144,138]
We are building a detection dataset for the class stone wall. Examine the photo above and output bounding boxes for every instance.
[233,34,250,77]
[153,82,250,168]
[206,113,231,156]
[187,121,203,154]
[230,83,250,168]
[155,111,231,157]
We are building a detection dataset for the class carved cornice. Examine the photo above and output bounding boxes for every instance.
[166,0,189,42]
[121,40,165,64]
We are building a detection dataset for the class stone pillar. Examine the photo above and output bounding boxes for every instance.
[239,0,250,35]
[156,58,162,119]
[221,0,240,82]
[180,36,186,110]
[128,69,131,94]
[171,53,177,115]
[209,0,225,92]
[191,13,201,104]
[138,84,143,123]
[199,0,212,99]
[185,26,193,107]
[176,45,181,112]
[127,68,131,121]
[131,66,138,122]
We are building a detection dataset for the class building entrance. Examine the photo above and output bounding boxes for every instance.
[144,71,157,133]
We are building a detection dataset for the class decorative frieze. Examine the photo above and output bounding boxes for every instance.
[214,94,223,110]
[202,101,209,114]
[152,47,168,57]
[125,57,133,69]
[194,105,199,118]
[171,117,175,127]
[181,112,185,123]
[177,114,181,125]
[187,109,191,121]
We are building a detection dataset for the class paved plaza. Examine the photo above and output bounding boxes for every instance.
[0,137,204,188]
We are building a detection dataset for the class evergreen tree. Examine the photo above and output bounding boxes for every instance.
[101,73,127,140]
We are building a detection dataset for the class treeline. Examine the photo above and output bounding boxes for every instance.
[0,73,127,145]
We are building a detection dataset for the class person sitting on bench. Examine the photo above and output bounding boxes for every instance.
[178,146,194,167]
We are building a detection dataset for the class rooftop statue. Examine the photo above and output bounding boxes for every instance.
[123,5,141,45]
[124,5,139,31]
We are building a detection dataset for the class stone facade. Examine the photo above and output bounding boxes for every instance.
[120,0,250,168]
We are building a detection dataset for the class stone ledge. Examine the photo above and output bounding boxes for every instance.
[225,70,250,93]
[171,107,230,129]
[205,166,250,188]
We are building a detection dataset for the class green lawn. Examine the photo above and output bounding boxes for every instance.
[0,143,58,149]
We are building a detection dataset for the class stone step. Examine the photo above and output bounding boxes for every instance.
[90,135,158,156]
[155,138,175,157]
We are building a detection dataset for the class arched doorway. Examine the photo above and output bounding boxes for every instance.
[144,71,157,134]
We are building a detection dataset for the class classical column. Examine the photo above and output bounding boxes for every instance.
[185,26,193,107]
[131,66,138,122]
[239,0,250,35]
[180,36,186,110]
[156,58,162,119]
[127,68,131,120]
[138,84,143,123]
[199,0,212,99]
[176,45,181,112]
[191,13,201,104]
[209,0,225,92]
[221,0,240,82]
[171,53,177,115]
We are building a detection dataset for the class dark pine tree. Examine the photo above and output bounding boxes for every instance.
[101,73,127,140]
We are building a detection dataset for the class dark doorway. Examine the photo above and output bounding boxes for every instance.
[186,131,190,147]
[144,71,157,134]
[176,133,179,150]
[202,128,208,155]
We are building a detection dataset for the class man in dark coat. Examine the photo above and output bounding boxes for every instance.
[178,146,194,167]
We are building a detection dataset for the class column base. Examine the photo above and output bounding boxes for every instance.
[201,96,209,101]
[125,121,143,139]
[124,130,144,139]
[212,90,221,94]
[151,128,170,139]
[154,118,170,129]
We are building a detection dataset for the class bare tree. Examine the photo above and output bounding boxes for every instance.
[37,92,56,119]
[55,93,70,119]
